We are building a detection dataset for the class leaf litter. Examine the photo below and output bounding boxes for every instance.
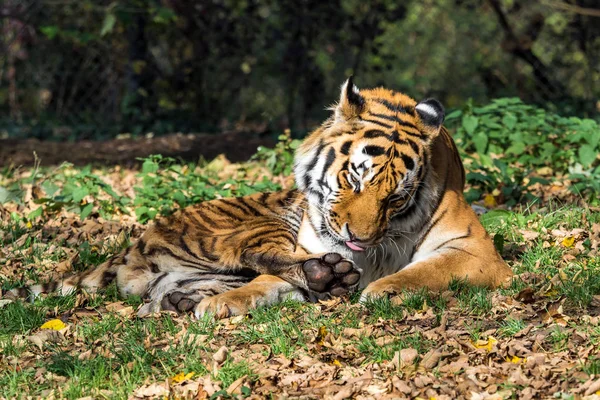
[1,156,600,399]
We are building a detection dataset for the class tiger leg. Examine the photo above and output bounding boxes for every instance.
[136,270,256,317]
[359,250,511,301]
[240,244,362,299]
[194,275,306,319]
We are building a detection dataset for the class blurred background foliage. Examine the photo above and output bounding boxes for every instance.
[0,0,598,140]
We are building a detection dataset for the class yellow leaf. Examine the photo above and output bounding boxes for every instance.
[317,325,328,346]
[561,236,575,248]
[26,221,33,229]
[40,319,66,331]
[506,355,523,363]
[331,359,342,367]
[483,194,497,208]
[472,336,498,352]
[171,372,195,384]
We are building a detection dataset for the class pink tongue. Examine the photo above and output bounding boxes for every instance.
[346,241,365,252]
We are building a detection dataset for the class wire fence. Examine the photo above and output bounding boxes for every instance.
[0,0,126,139]
[1,0,597,140]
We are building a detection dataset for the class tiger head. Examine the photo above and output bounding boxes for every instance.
[294,77,446,253]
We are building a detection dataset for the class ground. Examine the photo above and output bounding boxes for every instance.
[1,138,600,400]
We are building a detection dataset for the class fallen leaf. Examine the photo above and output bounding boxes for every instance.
[506,355,524,364]
[132,382,169,398]
[39,319,66,331]
[561,236,575,248]
[212,346,228,364]
[472,336,498,352]
[483,194,497,208]
[27,330,64,350]
[226,375,246,395]
[172,371,195,384]
[400,348,418,366]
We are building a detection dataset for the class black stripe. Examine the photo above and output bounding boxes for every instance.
[368,112,419,131]
[150,261,161,273]
[340,141,352,155]
[363,129,408,145]
[363,145,386,157]
[259,192,270,203]
[407,138,420,155]
[149,272,168,289]
[317,147,336,190]
[445,246,476,257]
[361,118,393,129]
[363,129,387,139]
[369,112,398,122]
[180,229,200,259]
[412,209,448,256]
[373,98,414,114]
[195,209,218,226]
[305,139,326,174]
[239,197,262,216]
[222,198,253,215]
[198,238,219,262]
[404,130,427,140]
[401,154,415,170]
[433,225,472,251]
[102,271,117,287]
[212,204,243,221]
[137,239,146,255]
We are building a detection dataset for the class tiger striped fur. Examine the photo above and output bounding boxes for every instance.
[9,78,512,318]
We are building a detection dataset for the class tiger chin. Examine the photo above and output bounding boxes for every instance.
[8,78,513,318]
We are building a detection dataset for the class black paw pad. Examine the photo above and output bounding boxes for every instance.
[302,252,361,296]
[162,291,199,313]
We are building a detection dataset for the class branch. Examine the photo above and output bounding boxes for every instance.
[487,0,565,98]
[540,0,600,18]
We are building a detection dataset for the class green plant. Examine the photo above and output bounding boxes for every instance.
[250,131,301,176]
[446,98,600,205]
[26,164,130,220]
[133,155,281,223]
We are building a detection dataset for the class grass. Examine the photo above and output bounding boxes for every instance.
[1,151,600,398]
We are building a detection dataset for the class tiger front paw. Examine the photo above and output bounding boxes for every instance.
[194,291,253,320]
[359,278,402,303]
[302,253,361,297]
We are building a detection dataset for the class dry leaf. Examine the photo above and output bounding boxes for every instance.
[171,371,195,384]
[561,236,575,248]
[472,336,498,352]
[40,319,66,331]
[212,346,228,364]
[27,330,64,350]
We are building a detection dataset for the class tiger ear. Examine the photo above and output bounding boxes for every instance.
[415,98,445,134]
[335,76,365,121]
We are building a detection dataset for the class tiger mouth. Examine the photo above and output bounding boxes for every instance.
[345,240,366,252]
[322,217,376,252]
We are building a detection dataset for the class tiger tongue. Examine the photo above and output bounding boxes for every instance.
[346,241,365,252]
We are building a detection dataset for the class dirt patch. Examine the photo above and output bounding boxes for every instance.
[0,132,275,167]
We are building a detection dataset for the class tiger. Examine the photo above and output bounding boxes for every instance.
[8,78,512,318]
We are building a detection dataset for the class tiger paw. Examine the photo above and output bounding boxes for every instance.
[194,289,257,319]
[359,278,399,303]
[302,253,361,297]
[161,290,203,313]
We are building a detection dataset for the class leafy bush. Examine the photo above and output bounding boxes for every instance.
[133,155,281,223]
[250,131,301,176]
[27,164,130,220]
[446,98,600,206]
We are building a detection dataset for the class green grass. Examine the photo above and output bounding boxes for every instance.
[497,317,526,338]
[1,141,600,398]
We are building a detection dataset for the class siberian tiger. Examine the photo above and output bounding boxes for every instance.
[10,79,512,318]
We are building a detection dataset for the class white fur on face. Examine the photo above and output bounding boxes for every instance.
[348,143,376,190]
